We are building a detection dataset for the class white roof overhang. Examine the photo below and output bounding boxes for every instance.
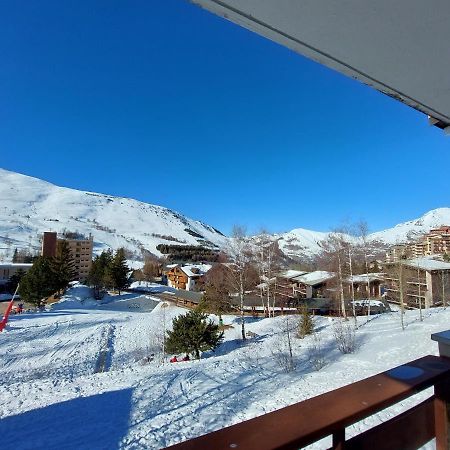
[193,0,450,132]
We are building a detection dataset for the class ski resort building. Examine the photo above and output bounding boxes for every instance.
[41,231,93,281]
[292,271,336,299]
[384,257,450,308]
[0,263,33,285]
[344,274,384,299]
[385,226,450,263]
[165,264,212,291]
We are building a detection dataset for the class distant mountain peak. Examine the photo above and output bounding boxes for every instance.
[0,168,227,261]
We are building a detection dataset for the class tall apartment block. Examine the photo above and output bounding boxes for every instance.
[41,231,94,281]
[386,226,450,263]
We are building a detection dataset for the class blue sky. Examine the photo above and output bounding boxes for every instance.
[1,0,449,236]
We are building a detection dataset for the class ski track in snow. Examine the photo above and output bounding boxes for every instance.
[0,285,448,449]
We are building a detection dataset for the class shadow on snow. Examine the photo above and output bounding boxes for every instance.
[0,388,134,450]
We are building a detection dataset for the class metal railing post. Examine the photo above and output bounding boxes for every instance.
[332,429,345,450]
[432,331,450,450]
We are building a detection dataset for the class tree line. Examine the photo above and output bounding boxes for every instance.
[87,248,130,298]
[17,241,77,308]
[156,244,221,262]
[11,245,130,307]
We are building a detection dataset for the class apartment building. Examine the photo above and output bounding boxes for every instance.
[0,263,33,285]
[41,231,93,281]
[385,226,450,263]
[384,257,450,308]
[424,226,450,255]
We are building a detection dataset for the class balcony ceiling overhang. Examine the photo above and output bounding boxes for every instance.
[193,0,450,132]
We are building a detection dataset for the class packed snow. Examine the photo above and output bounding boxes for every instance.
[0,284,448,449]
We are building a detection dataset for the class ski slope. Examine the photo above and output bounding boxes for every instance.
[0,285,448,449]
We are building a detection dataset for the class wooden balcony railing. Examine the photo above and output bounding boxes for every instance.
[166,331,450,450]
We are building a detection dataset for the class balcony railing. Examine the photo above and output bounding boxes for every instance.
[166,331,450,450]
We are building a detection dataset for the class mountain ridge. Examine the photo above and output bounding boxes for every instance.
[0,168,449,262]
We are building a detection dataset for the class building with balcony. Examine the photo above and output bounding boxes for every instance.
[384,257,450,308]
[41,231,93,281]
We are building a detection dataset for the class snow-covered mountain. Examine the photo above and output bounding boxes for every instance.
[273,207,450,260]
[1,168,448,263]
[369,208,450,244]
[0,168,227,260]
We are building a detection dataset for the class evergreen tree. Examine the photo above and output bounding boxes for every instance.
[50,240,77,293]
[166,310,224,359]
[12,248,19,263]
[7,268,26,294]
[298,304,314,338]
[108,248,129,294]
[18,257,56,308]
[87,249,113,298]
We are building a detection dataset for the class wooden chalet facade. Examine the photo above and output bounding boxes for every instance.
[344,274,384,299]
[165,264,212,291]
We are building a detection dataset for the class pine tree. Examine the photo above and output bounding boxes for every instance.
[18,257,56,308]
[87,249,113,298]
[50,240,77,293]
[298,304,314,338]
[166,310,224,359]
[12,248,19,263]
[108,248,129,294]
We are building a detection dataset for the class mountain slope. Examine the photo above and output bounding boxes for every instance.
[1,168,448,263]
[369,208,450,244]
[0,168,227,259]
[273,207,450,260]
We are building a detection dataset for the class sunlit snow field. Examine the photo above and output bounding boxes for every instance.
[0,284,447,449]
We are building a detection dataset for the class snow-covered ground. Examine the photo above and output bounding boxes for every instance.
[0,284,448,450]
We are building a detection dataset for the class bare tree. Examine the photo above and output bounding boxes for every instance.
[417,265,423,321]
[199,263,231,320]
[254,230,282,317]
[142,257,160,282]
[226,226,256,340]
[356,221,372,320]
[398,261,406,330]
[319,230,349,319]
[439,270,449,308]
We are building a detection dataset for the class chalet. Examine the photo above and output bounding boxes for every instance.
[274,270,308,299]
[291,271,335,298]
[165,264,212,291]
[344,274,384,298]
[384,257,450,308]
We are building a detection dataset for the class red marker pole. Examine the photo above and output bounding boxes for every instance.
[0,284,20,332]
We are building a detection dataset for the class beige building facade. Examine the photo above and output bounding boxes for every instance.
[386,226,450,263]
[41,232,93,281]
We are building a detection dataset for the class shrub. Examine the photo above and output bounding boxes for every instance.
[166,310,224,359]
[333,319,356,354]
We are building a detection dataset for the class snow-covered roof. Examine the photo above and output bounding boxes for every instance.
[405,257,450,272]
[292,271,335,286]
[179,264,212,278]
[346,274,384,283]
[0,263,33,268]
[277,269,308,280]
